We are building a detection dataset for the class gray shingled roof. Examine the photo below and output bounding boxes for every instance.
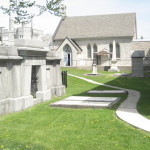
[132,41,150,51]
[53,13,136,40]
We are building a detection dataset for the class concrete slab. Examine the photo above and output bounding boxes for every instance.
[51,101,113,109]
[65,96,119,102]
[86,90,127,94]
[50,96,120,109]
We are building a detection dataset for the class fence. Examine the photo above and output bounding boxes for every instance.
[62,71,67,88]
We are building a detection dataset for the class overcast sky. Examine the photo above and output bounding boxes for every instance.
[0,0,150,39]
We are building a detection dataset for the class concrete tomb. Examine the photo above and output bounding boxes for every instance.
[86,90,127,94]
[131,50,145,77]
[0,39,65,115]
[50,96,120,109]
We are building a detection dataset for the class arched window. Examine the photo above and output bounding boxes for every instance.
[93,43,97,59]
[63,44,72,53]
[87,44,92,58]
[109,43,113,59]
[93,43,97,52]
[116,43,120,58]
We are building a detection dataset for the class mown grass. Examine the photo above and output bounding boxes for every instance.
[0,68,150,150]
[63,68,150,119]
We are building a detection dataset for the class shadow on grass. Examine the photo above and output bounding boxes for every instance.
[72,86,127,111]
[66,72,150,117]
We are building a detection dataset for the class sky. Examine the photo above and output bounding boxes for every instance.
[0,0,150,39]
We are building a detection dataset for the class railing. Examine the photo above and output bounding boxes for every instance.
[62,71,67,88]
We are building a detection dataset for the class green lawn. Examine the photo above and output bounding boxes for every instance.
[63,68,150,119]
[0,68,150,150]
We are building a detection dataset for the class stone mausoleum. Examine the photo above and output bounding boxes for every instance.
[0,39,65,115]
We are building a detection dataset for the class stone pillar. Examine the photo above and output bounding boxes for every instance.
[53,62,57,86]
[36,65,51,101]
[52,60,64,97]
[37,65,47,91]
[112,40,116,61]
[48,59,65,98]
[11,63,21,98]
[131,50,145,77]
[108,40,120,72]
[20,65,33,109]
[21,65,32,96]
[56,61,62,86]
[9,62,25,113]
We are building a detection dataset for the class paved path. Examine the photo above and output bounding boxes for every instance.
[69,74,150,133]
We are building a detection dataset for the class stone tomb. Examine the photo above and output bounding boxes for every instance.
[86,90,127,94]
[50,96,120,109]
[0,39,65,115]
[131,50,145,77]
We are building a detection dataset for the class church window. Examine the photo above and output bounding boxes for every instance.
[93,43,97,59]
[14,34,16,39]
[109,43,113,59]
[19,35,23,39]
[63,44,72,53]
[116,43,120,58]
[93,43,97,52]
[87,44,92,58]
[2,35,8,40]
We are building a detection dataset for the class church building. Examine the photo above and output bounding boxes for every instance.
[53,13,150,71]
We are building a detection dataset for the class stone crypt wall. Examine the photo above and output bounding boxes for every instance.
[0,39,65,115]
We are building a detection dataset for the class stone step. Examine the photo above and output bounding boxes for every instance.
[86,90,127,94]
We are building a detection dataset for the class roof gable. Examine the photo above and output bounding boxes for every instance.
[57,37,82,54]
[53,13,136,40]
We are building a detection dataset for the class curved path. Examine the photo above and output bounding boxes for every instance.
[69,74,150,133]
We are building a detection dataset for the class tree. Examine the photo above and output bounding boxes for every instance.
[0,0,64,24]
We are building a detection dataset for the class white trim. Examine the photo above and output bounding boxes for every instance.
[133,39,150,42]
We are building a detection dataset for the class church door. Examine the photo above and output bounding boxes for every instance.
[63,44,72,66]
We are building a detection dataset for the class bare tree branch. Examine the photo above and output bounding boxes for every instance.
[0,0,64,24]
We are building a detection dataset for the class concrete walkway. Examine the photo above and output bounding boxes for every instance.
[69,74,150,133]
